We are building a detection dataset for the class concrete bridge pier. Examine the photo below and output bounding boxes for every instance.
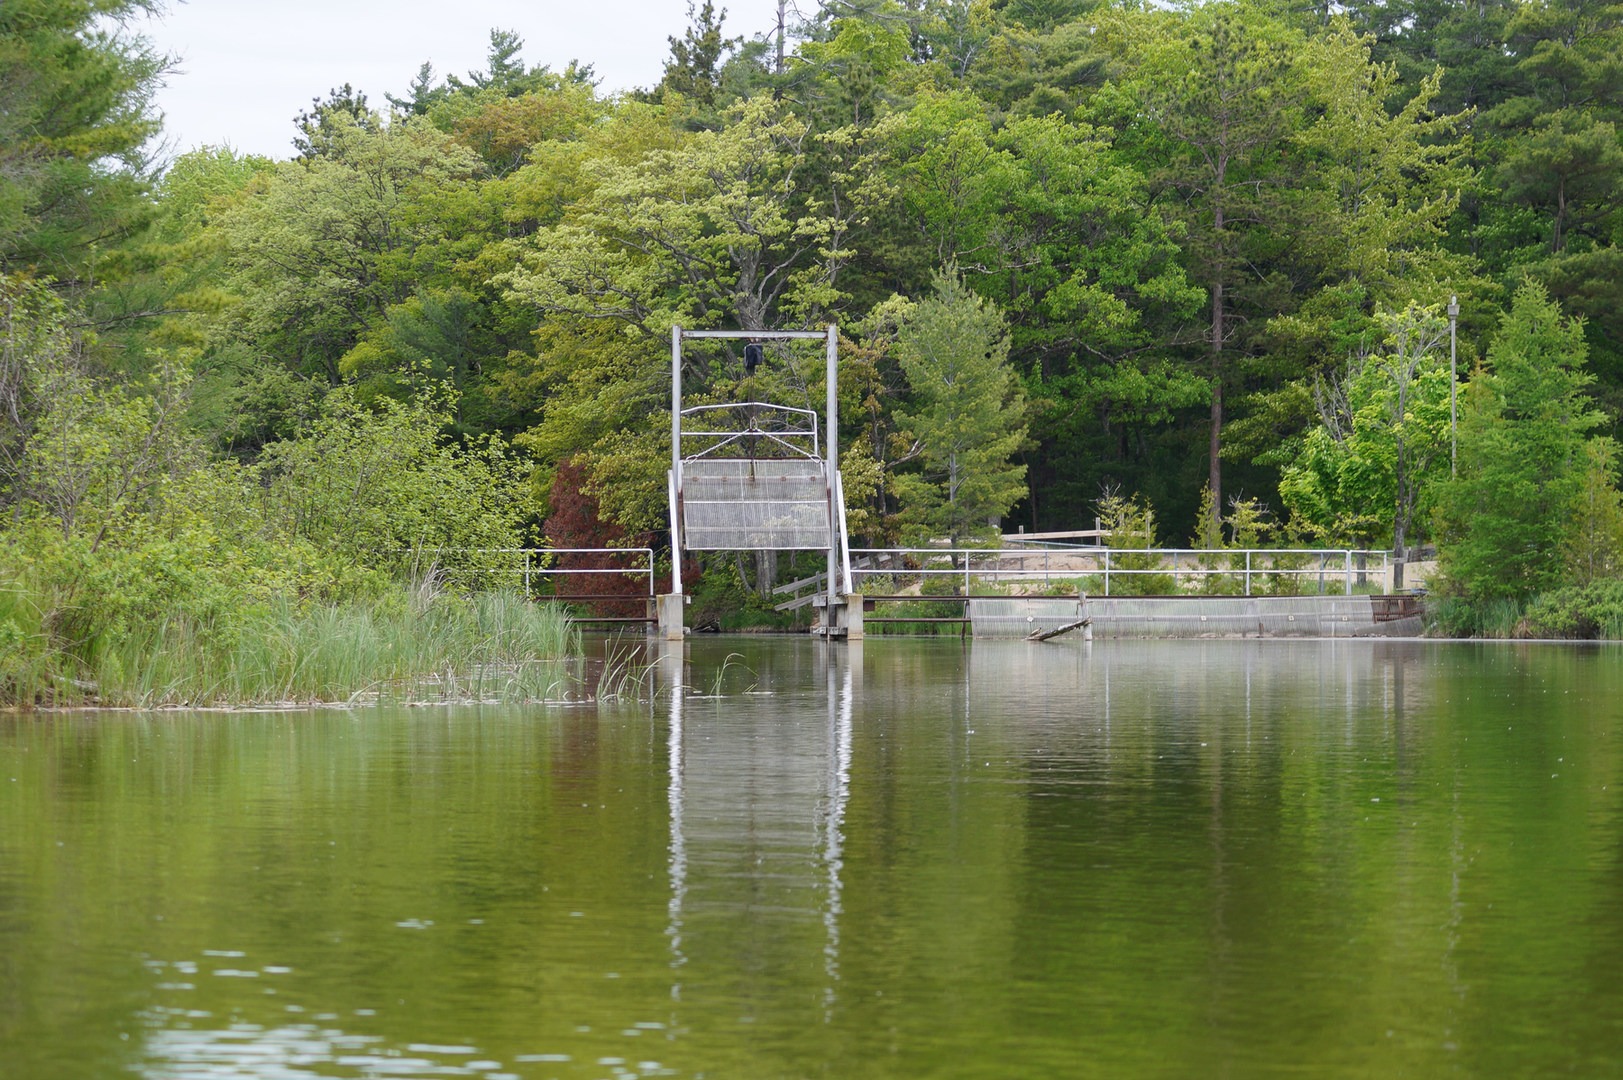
[813,594,864,640]
[655,593,686,640]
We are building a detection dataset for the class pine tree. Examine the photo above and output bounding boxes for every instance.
[892,269,1028,545]
[1433,282,1608,600]
[656,2,740,108]
[1128,4,1305,535]
[0,0,168,284]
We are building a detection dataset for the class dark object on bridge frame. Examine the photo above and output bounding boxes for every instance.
[743,341,763,376]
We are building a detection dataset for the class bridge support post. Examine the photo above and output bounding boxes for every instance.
[814,594,864,640]
[656,593,686,640]
[838,595,863,640]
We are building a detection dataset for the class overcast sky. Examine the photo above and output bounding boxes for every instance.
[135,1,790,160]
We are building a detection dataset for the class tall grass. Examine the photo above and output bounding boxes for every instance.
[7,587,582,708]
[0,571,66,706]
[1427,595,1527,638]
[594,645,659,701]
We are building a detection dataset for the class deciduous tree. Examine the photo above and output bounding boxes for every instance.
[216,116,482,384]
[1278,304,1454,584]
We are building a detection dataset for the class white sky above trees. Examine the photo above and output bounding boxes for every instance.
[136,0,787,160]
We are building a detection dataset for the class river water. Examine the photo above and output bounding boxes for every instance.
[3,637,1623,1078]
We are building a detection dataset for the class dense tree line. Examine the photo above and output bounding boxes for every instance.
[4,0,1623,649]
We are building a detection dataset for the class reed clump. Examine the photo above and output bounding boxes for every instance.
[1426,595,1525,638]
[2,583,581,709]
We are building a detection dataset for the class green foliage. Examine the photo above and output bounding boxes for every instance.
[794,3,918,125]
[1096,489,1176,595]
[2,276,201,549]
[0,274,557,706]
[339,287,487,406]
[687,559,803,632]
[885,90,1205,524]
[0,568,579,707]
[293,83,380,160]
[254,388,533,569]
[21,351,198,548]
[1279,303,1454,552]
[17,0,1623,623]
[1184,487,1306,595]
[1425,594,1527,639]
[1190,484,1224,551]
[215,115,483,384]
[1291,26,1474,306]
[503,97,848,333]
[1564,438,1623,584]
[892,268,1028,544]
[1120,1,1308,516]
[0,0,167,283]
[1519,579,1623,640]
[1433,282,1611,601]
[654,2,740,110]
[391,30,603,176]
[499,96,884,536]
[441,79,601,177]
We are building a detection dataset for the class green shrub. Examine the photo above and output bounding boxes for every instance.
[1096,491,1176,595]
[0,521,582,706]
[686,559,803,632]
[1519,580,1623,639]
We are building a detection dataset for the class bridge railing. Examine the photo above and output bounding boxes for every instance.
[847,547,1393,598]
[385,547,657,604]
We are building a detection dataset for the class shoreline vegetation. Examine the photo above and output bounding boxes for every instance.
[1430,581,1623,641]
[0,584,591,710]
[9,6,1623,687]
[8,577,1623,713]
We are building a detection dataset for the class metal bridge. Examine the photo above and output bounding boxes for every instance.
[663,327,856,639]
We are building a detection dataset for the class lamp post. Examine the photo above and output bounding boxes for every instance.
[1447,294,1459,476]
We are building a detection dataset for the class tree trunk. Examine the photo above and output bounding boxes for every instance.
[1392,503,1407,592]
[1554,177,1567,255]
[1393,367,1409,591]
[1209,277,1224,536]
[754,548,776,599]
[775,0,787,75]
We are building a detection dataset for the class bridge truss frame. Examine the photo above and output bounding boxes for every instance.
[668,326,853,633]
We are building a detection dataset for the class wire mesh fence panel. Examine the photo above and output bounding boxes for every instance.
[1086,596,1381,638]
[681,459,832,550]
[967,597,1088,639]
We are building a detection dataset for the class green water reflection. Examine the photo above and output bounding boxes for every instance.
[3,639,1623,1077]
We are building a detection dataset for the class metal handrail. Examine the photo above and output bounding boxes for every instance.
[678,402,821,461]
[396,547,658,598]
[680,401,819,424]
[848,547,1394,598]
[834,471,854,596]
[682,428,822,461]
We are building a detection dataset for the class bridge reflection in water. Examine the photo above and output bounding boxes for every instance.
[660,642,856,1017]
